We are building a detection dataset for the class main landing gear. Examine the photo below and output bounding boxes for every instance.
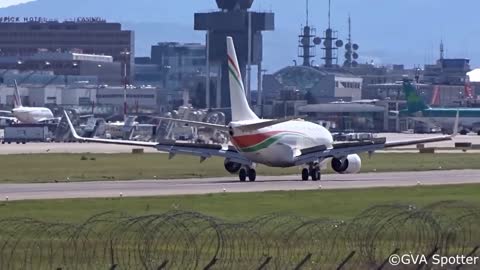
[301,163,321,181]
[239,167,256,182]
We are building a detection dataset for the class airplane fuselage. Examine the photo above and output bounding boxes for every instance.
[12,107,54,124]
[231,120,333,167]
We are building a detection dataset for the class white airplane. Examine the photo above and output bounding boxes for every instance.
[63,37,458,182]
[0,81,58,124]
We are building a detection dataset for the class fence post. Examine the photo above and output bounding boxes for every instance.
[336,251,356,270]
[293,253,312,270]
[456,246,479,270]
[203,257,218,270]
[257,256,272,270]
[416,246,438,270]
[157,260,169,270]
[377,248,400,270]
[109,240,116,269]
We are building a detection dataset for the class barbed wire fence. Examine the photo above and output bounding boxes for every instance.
[0,201,479,269]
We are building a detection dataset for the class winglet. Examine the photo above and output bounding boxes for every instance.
[63,110,83,140]
[452,110,460,137]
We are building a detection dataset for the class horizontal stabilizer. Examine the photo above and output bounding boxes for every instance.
[235,116,305,131]
[154,117,229,131]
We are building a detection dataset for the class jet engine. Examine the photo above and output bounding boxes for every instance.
[331,154,362,174]
[224,159,242,174]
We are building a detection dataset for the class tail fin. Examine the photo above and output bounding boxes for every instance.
[402,79,429,113]
[13,80,22,108]
[227,37,259,122]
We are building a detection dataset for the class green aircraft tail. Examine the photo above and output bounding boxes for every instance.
[402,79,429,113]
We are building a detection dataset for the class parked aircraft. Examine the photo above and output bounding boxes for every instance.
[400,79,480,135]
[0,81,58,124]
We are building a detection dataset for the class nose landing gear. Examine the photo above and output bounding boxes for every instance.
[239,167,256,182]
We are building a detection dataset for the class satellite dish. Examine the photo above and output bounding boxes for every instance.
[352,61,358,67]
[313,37,322,45]
[336,40,344,47]
[344,53,352,60]
[352,52,359,59]
[343,60,350,66]
[345,43,351,50]
[352,44,359,50]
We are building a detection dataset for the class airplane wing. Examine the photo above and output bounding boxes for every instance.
[0,110,12,115]
[64,111,251,165]
[0,116,17,122]
[294,135,453,166]
[294,112,459,166]
[37,117,62,124]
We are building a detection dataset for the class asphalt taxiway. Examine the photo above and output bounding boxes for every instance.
[1,170,479,201]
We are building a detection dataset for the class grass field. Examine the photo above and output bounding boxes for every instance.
[1,185,480,269]
[0,152,479,183]
[1,184,479,222]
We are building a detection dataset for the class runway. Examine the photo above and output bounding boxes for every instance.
[1,170,479,201]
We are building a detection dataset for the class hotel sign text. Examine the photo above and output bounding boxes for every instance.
[0,17,106,23]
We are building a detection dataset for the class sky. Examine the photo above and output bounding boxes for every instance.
[0,0,34,8]
[0,0,478,71]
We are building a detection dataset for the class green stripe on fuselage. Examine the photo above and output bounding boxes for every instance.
[241,135,281,153]
[240,133,307,153]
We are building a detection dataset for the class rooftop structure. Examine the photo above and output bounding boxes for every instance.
[194,0,274,110]
[0,20,134,84]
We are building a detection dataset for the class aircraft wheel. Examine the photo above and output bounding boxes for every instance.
[460,129,468,135]
[239,168,247,182]
[477,131,480,136]
[248,169,256,182]
[310,168,321,181]
[301,168,309,181]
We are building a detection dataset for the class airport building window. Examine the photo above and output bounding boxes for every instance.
[78,97,91,105]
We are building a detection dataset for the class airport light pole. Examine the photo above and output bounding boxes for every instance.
[206,30,210,109]
[120,50,131,121]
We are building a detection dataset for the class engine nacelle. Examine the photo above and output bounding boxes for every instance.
[224,159,242,174]
[331,154,362,174]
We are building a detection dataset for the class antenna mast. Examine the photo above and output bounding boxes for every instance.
[298,0,321,66]
[348,14,352,45]
[440,40,444,60]
[328,0,331,28]
[306,0,309,26]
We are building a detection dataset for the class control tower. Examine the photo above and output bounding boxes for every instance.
[194,0,274,110]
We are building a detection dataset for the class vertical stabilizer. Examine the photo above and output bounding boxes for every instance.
[227,37,259,121]
[13,80,22,108]
[402,79,429,113]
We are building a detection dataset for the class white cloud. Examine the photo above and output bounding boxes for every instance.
[0,0,35,8]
